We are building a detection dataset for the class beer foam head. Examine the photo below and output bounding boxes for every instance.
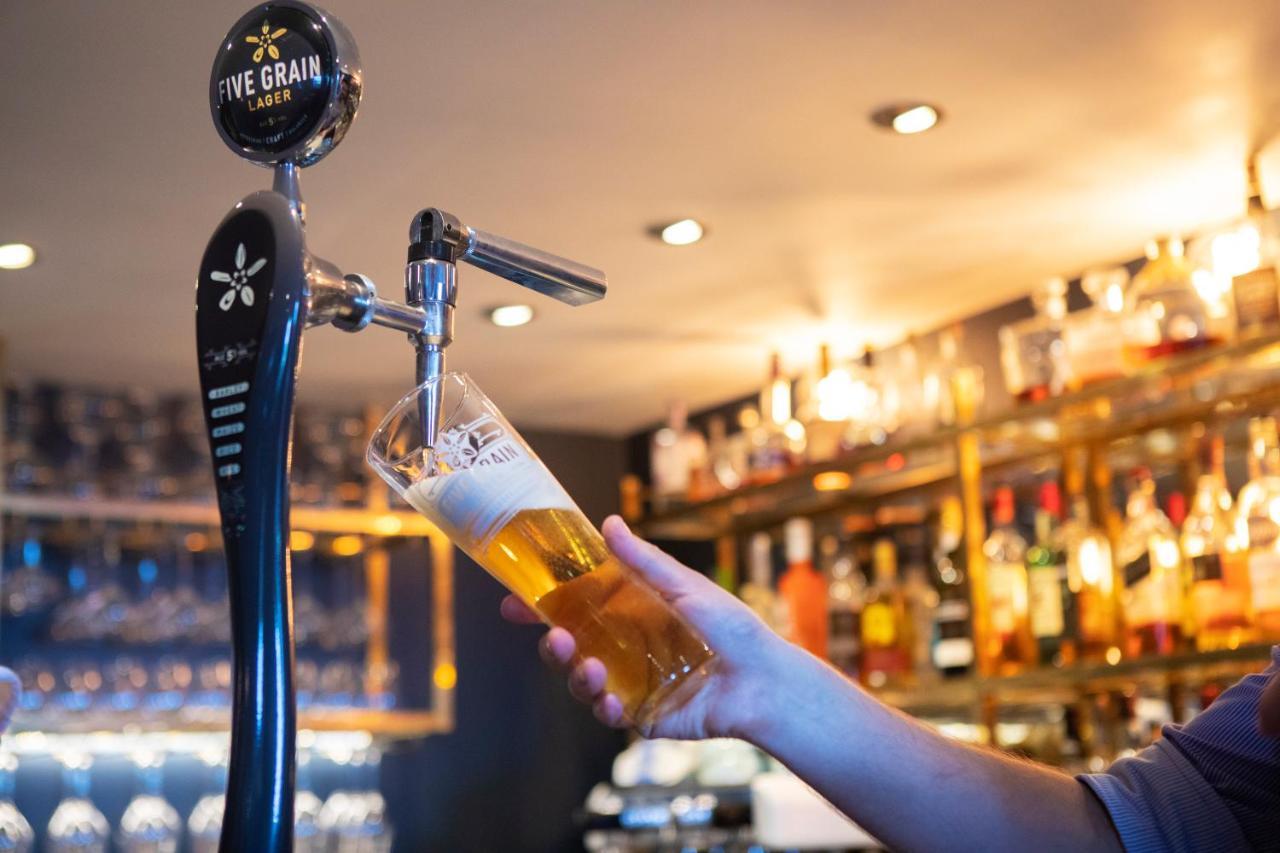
[404,455,577,548]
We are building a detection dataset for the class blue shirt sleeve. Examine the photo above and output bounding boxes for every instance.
[1079,646,1280,853]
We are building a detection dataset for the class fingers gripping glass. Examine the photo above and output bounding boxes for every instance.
[368,373,714,726]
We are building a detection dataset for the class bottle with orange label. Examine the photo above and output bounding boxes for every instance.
[778,518,828,659]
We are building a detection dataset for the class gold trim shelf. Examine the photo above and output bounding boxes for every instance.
[638,332,1280,540]
[5,707,450,740]
[872,642,1274,717]
[0,492,439,538]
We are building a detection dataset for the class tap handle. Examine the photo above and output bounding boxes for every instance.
[464,228,606,305]
[409,208,606,306]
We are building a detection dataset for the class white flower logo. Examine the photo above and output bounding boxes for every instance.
[210,243,266,311]
[435,428,479,472]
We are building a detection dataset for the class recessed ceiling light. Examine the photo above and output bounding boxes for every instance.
[870,103,942,135]
[488,304,535,327]
[0,243,36,270]
[651,218,705,246]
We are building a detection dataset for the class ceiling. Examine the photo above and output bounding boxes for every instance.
[5,1,1280,435]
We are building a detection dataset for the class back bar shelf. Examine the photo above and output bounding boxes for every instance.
[638,331,1280,541]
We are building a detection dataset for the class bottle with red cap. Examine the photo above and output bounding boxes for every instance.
[1026,480,1076,666]
[982,486,1036,674]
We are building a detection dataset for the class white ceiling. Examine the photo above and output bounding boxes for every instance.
[4,1,1280,435]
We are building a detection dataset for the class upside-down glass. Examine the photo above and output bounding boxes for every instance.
[368,373,716,727]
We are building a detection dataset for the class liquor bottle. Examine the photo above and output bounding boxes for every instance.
[1237,417,1280,636]
[1216,162,1280,337]
[762,351,793,430]
[705,415,745,493]
[931,496,975,677]
[1123,236,1232,364]
[878,334,924,435]
[713,536,738,595]
[1166,491,1198,648]
[778,518,828,658]
[1026,481,1076,666]
[748,355,795,484]
[860,537,909,687]
[900,529,939,678]
[1058,483,1117,660]
[843,346,888,448]
[649,402,707,509]
[925,324,984,427]
[999,277,1072,403]
[823,534,864,679]
[1182,472,1253,651]
[686,418,720,503]
[803,344,852,463]
[741,532,788,634]
[1116,470,1185,656]
[982,487,1036,674]
[1064,266,1129,388]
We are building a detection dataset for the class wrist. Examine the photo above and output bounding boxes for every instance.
[723,630,802,745]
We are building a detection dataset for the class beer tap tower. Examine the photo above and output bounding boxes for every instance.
[198,3,606,849]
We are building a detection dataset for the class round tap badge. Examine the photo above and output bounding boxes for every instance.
[210,1,362,167]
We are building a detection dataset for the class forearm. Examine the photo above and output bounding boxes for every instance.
[739,642,1121,853]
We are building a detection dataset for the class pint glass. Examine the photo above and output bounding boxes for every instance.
[367,373,715,727]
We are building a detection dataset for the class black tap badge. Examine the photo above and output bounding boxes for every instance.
[210,3,335,158]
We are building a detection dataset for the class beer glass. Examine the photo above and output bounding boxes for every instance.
[368,373,715,727]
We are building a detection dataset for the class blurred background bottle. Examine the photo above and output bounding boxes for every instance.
[824,533,864,680]
[1117,470,1185,656]
[1123,236,1232,364]
[999,277,1072,403]
[778,519,828,659]
[1238,417,1280,637]
[1026,481,1075,667]
[930,497,974,677]
[860,538,908,687]
[982,487,1035,674]
[1064,267,1129,388]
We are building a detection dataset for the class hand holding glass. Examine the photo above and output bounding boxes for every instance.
[368,373,715,726]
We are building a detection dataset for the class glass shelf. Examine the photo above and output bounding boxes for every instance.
[0,492,438,537]
[638,332,1280,540]
[3,707,449,741]
[0,497,455,741]
[872,642,1274,716]
[1,728,383,757]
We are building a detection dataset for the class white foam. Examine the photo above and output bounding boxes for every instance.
[404,454,577,548]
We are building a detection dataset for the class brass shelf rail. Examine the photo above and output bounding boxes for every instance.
[873,643,1274,717]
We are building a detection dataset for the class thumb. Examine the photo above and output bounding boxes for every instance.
[601,515,711,600]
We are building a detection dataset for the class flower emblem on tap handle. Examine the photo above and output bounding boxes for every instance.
[210,243,266,311]
[244,21,288,64]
